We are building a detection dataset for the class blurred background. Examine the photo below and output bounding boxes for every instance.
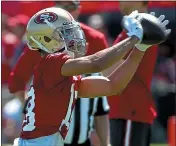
[1,1,176,146]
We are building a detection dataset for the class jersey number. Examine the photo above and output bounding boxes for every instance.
[22,83,77,132]
[23,87,36,131]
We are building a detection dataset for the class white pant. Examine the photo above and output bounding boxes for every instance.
[13,132,64,146]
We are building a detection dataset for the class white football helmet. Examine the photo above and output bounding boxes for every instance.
[26,7,86,57]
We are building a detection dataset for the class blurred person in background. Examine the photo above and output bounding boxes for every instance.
[1,1,21,17]
[2,14,29,86]
[2,12,20,143]
[7,14,30,67]
[2,14,30,144]
[2,13,8,33]
[103,2,158,146]
[17,1,54,18]
[2,98,23,144]
[7,15,29,40]
[2,13,20,106]
[8,1,110,146]
[87,14,113,45]
[151,43,176,142]
[1,1,54,18]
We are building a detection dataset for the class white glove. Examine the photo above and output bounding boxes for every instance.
[135,12,171,52]
[122,10,143,42]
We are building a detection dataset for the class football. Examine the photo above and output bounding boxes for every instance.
[122,13,170,45]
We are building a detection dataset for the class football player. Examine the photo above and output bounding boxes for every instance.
[13,7,169,146]
[8,1,110,145]
[8,1,109,103]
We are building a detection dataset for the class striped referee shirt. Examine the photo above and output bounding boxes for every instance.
[64,73,110,145]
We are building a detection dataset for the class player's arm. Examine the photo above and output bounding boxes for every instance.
[61,36,138,76]
[61,11,142,77]
[102,58,125,77]
[78,48,145,97]
[102,32,127,77]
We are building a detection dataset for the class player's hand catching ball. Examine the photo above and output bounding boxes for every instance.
[122,10,143,43]
[135,12,171,51]
[122,11,171,51]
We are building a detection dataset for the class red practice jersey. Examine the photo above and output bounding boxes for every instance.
[8,23,108,139]
[8,48,41,92]
[9,23,108,94]
[20,53,81,139]
[108,31,157,124]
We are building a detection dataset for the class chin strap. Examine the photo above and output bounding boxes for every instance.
[29,36,52,53]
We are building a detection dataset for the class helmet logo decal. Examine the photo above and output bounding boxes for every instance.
[34,12,58,24]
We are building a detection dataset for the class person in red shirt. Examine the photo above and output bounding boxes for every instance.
[2,1,21,17]
[103,2,158,146]
[9,2,110,145]
[2,14,30,85]
[9,1,109,99]
[9,1,110,146]
[11,7,154,146]
[2,32,19,106]
[2,33,19,85]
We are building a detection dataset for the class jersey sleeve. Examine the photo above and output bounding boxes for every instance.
[8,49,41,93]
[42,53,71,89]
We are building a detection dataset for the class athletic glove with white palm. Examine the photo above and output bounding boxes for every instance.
[122,10,144,43]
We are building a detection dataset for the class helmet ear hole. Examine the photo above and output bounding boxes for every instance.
[44,36,52,43]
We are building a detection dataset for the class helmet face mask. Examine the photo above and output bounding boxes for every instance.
[26,7,86,57]
[58,22,86,57]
